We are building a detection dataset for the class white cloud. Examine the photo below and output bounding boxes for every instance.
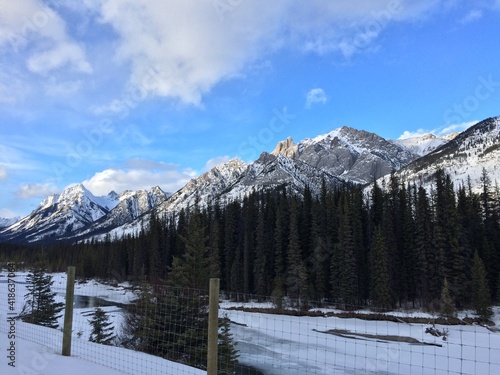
[398,120,478,139]
[16,183,58,199]
[204,156,231,172]
[437,120,478,135]
[305,88,328,109]
[83,0,442,106]
[27,42,92,74]
[0,68,30,104]
[82,160,197,195]
[459,9,482,25]
[0,1,91,74]
[0,208,20,219]
[0,166,7,180]
[398,128,431,139]
[45,78,83,96]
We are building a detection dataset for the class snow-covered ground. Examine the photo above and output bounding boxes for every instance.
[222,303,500,375]
[0,270,204,375]
[1,269,500,375]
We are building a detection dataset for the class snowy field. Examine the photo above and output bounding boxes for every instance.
[1,269,500,375]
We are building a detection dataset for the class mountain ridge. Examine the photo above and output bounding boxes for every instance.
[2,118,498,243]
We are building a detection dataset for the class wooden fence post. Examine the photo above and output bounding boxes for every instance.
[207,278,220,375]
[62,266,76,356]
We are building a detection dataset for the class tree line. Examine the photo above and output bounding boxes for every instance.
[1,168,499,316]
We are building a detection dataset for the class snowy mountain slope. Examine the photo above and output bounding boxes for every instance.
[273,126,419,184]
[156,158,248,214]
[0,184,167,243]
[64,186,169,240]
[99,154,346,241]
[0,184,112,242]
[0,217,20,228]
[97,158,248,240]
[393,117,500,191]
[392,132,459,156]
[235,151,343,195]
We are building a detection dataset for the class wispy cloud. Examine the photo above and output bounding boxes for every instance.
[0,208,20,219]
[204,156,231,172]
[305,88,328,109]
[437,120,478,135]
[45,78,83,96]
[459,9,482,25]
[398,120,478,139]
[16,183,58,199]
[0,166,7,180]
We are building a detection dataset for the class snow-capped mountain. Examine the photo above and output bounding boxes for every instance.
[70,186,170,240]
[0,184,168,243]
[0,184,112,242]
[101,154,345,241]
[392,132,459,156]
[273,126,419,184]
[3,117,499,244]
[393,117,500,191]
[158,158,248,215]
[99,158,248,240]
[110,128,417,239]
[233,151,343,196]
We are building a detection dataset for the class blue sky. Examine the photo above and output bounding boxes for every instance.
[1,0,500,218]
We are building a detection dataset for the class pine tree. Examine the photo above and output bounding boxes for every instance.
[336,194,358,307]
[286,197,308,306]
[218,315,239,374]
[370,226,391,310]
[223,201,241,292]
[273,189,289,301]
[242,195,257,294]
[89,307,115,345]
[22,266,64,328]
[415,185,435,305]
[471,251,493,321]
[123,283,209,369]
[168,207,210,290]
[254,199,272,296]
[439,278,456,320]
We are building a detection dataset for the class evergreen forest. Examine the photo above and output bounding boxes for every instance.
[1,168,499,315]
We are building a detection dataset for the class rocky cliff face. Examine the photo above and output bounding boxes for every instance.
[273,126,419,184]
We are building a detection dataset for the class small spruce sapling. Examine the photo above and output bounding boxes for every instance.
[89,307,115,345]
[22,266,64,328]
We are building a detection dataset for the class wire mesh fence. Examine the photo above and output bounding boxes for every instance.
[1,268,500,375]
[220,296,500,374]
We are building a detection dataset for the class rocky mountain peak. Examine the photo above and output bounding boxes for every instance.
[271,137,299,158]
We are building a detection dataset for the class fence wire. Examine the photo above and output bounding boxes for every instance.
[1,269,500,375]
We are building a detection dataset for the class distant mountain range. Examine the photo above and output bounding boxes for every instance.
[2,117,499,244]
